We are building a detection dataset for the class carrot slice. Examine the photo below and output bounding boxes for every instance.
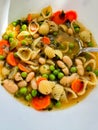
[51,11,66,24]
[0,40,9,55]
[6,52,17,66]
[71,79,84,93]
[27,13,33,23]
[42,36,50,45]
[36,77,47,85]
[32,95,51,110]
[66,10,77,21]
[18,63,30,73]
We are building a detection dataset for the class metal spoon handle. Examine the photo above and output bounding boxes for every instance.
[82,47,98,53]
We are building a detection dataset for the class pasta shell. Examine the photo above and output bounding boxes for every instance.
[31,49,40,60]
[71,20,85,33]
[86,72,97,86]
[38,80,55,95]
[84,59,96,70]
[60,90,68,102]
[59,24,68,32]
[79,30,91,42]
[46,59,55,65]
[65,87,78,99]
[41,6,52,19]
[17,47,32,61]
[31,37,42,50]
[77,80,88,96]
[30,65,39,71]
[52,84,64,101]
[38,21,49,35]
[48,21,58,32]
[28,20,39,36]
[40,64,50,74]
[55,50,63,59]
[44,46,55,59]
[17,31,30,40]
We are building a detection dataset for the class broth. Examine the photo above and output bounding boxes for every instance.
[0,6,98,111]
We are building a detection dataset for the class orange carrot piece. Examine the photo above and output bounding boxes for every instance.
[36,77,47,85]
[18,63,30,73]
[6,52,17,66]
[71,79,84,93]
[0,40,9,55]
[27,13,33,22]
[32,95,51,110]
[42,36,50,45]
[51,11,66,24]
[66,10,77,22]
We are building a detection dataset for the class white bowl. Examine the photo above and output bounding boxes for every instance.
[0,0,98,130]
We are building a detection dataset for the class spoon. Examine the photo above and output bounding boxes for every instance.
[75,38,98,56]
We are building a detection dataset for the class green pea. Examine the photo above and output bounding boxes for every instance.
[21,24,27,31]
[69,43,74,49]
[58,72,64,79]
[86,66,92,72]
[53,70,59,76]
[53,31,58,36]
[21,72,27,78]
[12,21,17,26]
[31,89,37,97]
[9,38,14,43]
[8,32,14,38]
[73,24,80,33]
[74,27,80,33]
[49,74,56,81]
[21,40,27,45]
[19,87,27,95]
[55,101,61,108]
[70,67,77,73]
[94,69,98,76]
[73,24,79,28]
[25,93,32,101]
[88,42,93,47]
[42,74,48,79]
[49,65,55,71]
[3,34,9,40]
[0,55,5,60]
[59,44,66,50]
[10,39,18,50]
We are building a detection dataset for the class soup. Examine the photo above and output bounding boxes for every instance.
[0,6,98,111]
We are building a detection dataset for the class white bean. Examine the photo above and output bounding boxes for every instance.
[62,67,69,75]
[39,57,46,64]
[14,72,23,81]
[63,56,72,68]
[60,73,79,86]
[57,60,66,69]
[30,79,37,90]
[26,72,35,82]
[3,79,18,94]
[77,65,84,76]
[18,80,27,88]
[75,59,83,65]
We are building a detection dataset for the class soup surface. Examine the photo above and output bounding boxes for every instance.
[0,6,98,111]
